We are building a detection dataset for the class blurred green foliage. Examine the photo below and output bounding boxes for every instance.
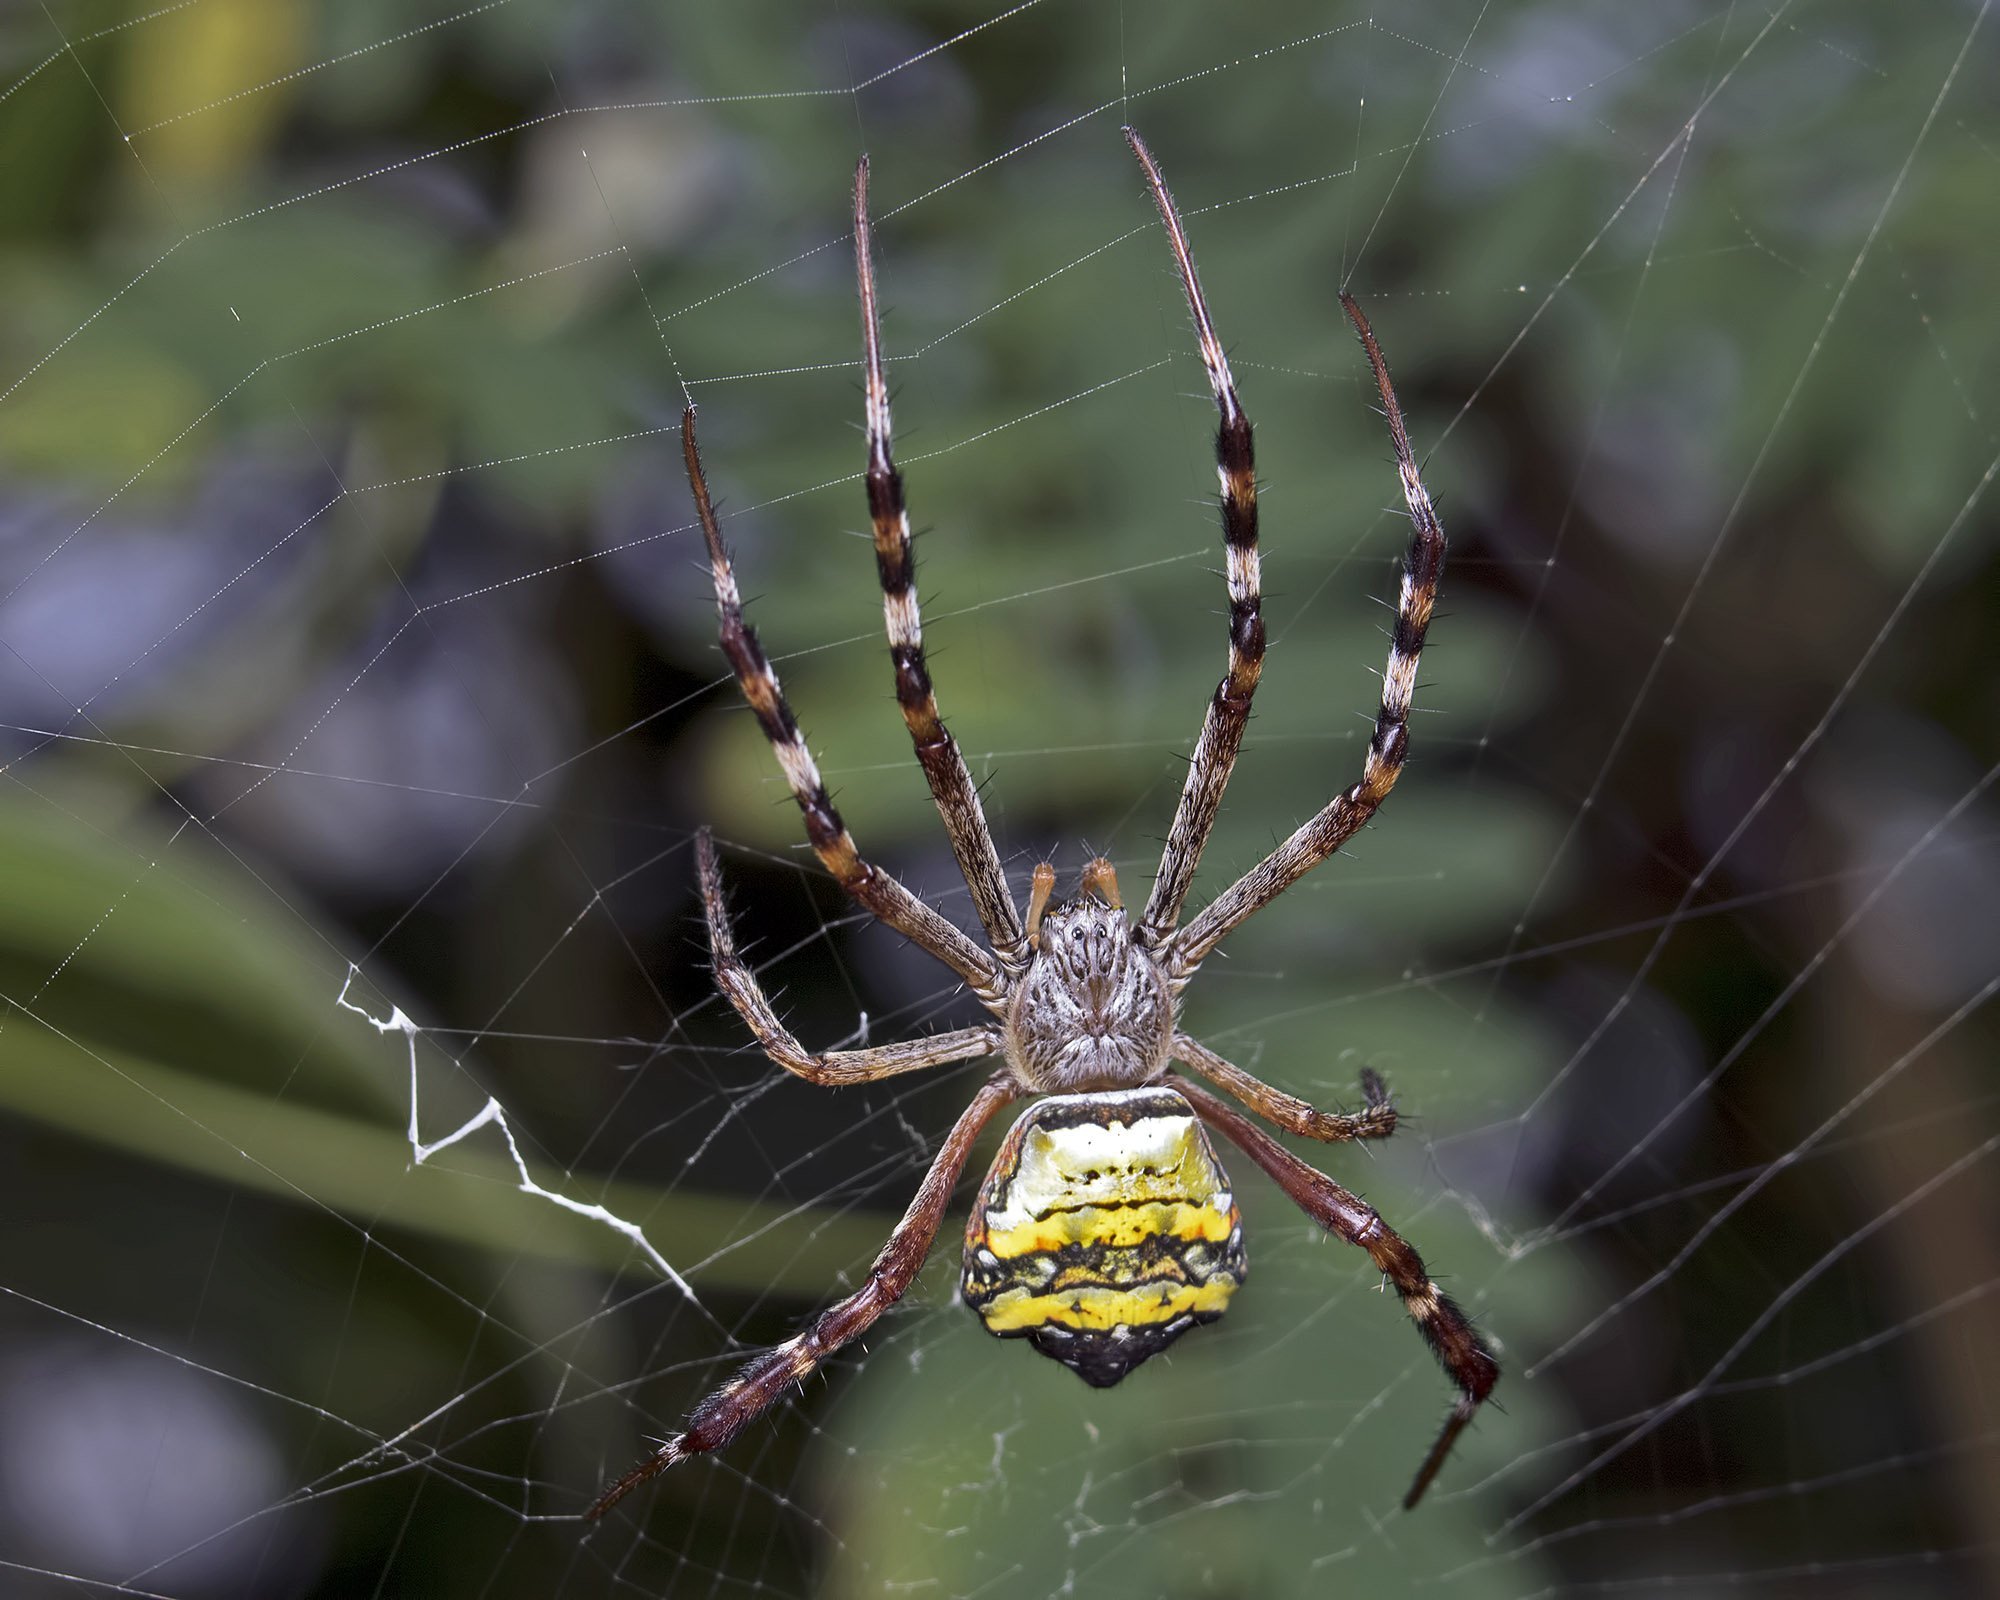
[2,2,1996,1596]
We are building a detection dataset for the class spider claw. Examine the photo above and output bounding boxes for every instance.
[1402,1394,1482,1510]
[585,1434,690,1522]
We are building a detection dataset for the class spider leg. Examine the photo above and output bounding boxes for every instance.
[1179,1080,1498,1509]
[1174,1034,1396,1143]
[587,1070,1019,1520]
[1122,129,1266,948]
[854,158,1028,970]
[680,408,1005,1003]
[697,831,1003,1084]
[1166,294,1446,978]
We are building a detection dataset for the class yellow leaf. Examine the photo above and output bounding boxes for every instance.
[118,0,307,184]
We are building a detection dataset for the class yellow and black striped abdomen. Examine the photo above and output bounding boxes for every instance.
[961,1086,1246,1387]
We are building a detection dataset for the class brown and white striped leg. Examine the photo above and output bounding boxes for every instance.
[1179,1081,1498,1509]
[586,1071,1019,1520]
[1174,1034,1396,1144]
[1123,129,1267,948]
[1165,294,1446,978]
[854,159,1027,971]
[696,831,1003,1085]
[681,408,1004,1003]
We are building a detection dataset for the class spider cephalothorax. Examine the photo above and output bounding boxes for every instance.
[1004,866,1176,1093]
[588,128,1498,1524]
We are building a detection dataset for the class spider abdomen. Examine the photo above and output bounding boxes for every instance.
[961,1086,1247,1387]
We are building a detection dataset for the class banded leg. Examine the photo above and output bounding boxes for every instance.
[1180,1081,1498,1509]
[587,1070,1019,1519]
[681,408,1004,1002]
[1166,294,1446,977]
[697,831,1003,1085]
[1123,129,1267,948]
[854,158,1027,970]
[1174,1034,1396,1144]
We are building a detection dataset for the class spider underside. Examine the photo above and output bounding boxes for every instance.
[588,128,1499,1522]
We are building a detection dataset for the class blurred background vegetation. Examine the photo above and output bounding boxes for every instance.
[0,2,1995,1596]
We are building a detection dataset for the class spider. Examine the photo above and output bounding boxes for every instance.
[587,128,1498,1521]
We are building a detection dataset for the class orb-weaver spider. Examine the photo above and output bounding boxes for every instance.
[589,128,1498,1520]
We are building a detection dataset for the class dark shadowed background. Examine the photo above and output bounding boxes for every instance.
[1,2,1995,1596]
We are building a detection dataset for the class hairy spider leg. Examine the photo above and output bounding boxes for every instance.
[1180,1080,1499,1508]
[1122,129,1267,948]
[694,830,1003,1086]
[1166,292,1448,977]
[587,1072,1019,1520]
[854,157,1027,969]
[679,407,1005,1003]
[1175,1037,1398,1145]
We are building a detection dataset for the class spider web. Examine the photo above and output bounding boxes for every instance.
[1,1,1995,1595]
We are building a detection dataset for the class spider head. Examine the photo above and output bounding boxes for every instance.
[1006,868,1175,1092]
[1034,893,1131,986]
[1025,854,1136,990]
